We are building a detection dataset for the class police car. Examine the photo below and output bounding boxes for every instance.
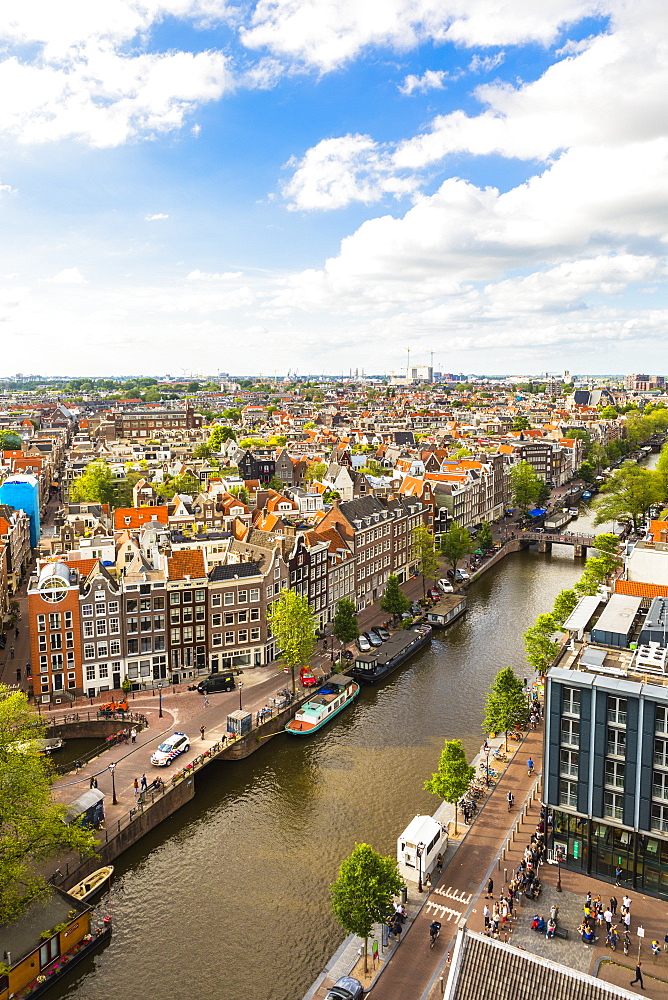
[150,732,190,766]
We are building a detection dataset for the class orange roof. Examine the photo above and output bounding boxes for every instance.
[113,505,169,530]
[167,549,206,580]
[647,520,668,543]
[615,579,668,599]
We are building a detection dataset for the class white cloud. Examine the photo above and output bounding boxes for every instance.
[242,0,604,72]
[399,69,449,95]
[282,133,418,211]
[47,267,87,284]
[187,269,244,280]
[468,51,505,73]
[145,213,170,221]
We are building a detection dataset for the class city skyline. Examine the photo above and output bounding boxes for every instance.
[1,0,667,376]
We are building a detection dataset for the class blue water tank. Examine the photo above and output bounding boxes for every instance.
[0,475,41,547]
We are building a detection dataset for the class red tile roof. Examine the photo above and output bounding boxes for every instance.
[167,549,206,580]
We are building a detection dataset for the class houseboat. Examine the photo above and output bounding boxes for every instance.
[425,594,466,628]
[66,866,114,902]
[285,675,360,735]
[351,624,432,685]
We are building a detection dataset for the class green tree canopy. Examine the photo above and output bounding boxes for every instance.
[208,425,237,449]
[305,461,328,484]
[510,460,542,515]
[424,739,475,835]
[412,524,439,600]
[267,590,317,692]
[512,416,531,431]
[477,521,493,550]
[157,472,200,500]
[523,613,560,675]
[0,687,97,923]
[228,485,249,504]
[192,442,212,459]
[333,598,359,644]
[380,575,410,618]
[222,407,242,423]
[552,589,578,627]
[440,521,472,577]
[599,405,619,419]
[593,464,661,532]
[69,460,117,506]
[0,431,22,450]
[330,843,404,974]
[483,667,528,750]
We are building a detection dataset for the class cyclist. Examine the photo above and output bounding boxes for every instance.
[507,790,514,812]
[527,757,534,776]
[429,920,441,947]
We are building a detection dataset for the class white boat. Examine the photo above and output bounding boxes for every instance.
[66,866,114,901]
[285,675,359,735]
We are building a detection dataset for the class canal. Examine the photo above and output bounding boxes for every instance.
[56,545,586,1000]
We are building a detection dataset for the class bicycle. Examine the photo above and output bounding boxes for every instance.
[429,921,441,948]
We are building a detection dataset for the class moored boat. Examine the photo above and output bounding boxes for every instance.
[66,866,114,902]
[351,624,432,685]
[425,594,466,628]
[285,675,359,735]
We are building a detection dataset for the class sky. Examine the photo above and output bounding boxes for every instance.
[0,0,667,378]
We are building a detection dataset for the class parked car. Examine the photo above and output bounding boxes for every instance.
[150,732,190,767]
[371,625,390,641]
[456,568,470,580]
[356,634,372,653]
[197,671,235,694]
[438,578,454,593]
[325,977,365,1000]
[410,601,423,615]
[428,588,441,601]
[364,630,383,648]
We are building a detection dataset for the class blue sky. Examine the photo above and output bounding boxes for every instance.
[0,0,666,378]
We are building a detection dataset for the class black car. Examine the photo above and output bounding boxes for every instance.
[325,977,365,1000]
[364,630,383,648]
[197,671,236,694]
[372,625,390,641]
[410,602,422,615]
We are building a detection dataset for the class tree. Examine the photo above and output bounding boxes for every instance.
[424,739,475,835]
[380,575,410,618]
[0,687,97,923]
[0,431,22,450]
[510,460,542,515]
[222,408,242,424]
[208,425,237,450]
[523,614,560,676]
[482,667,528,751]
[333,598,359,645]
[267,476,285,492]
[593,464,660,532]
[478,521,493,550]
[228,485,249,504]
[552,589,578,627]
[656,441,668,500]
[157,472,200,500]
[192,442,212,459]
[578,461,596,484]
[412,524,439,600]
[330,843,404,974]
[267,590,317,693]
[600,405,618,419]
[305,461,327,484]
[512,416,531,431]
[440,521,472,579]
[69,460,117,506]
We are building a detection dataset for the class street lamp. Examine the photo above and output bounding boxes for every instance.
[417,841,425,893]
[158,683,163,719]
[108,762,117,806]
[238,680,244,712]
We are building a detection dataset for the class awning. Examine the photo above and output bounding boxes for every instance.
[474,549,483,555]
[529,508,547,517]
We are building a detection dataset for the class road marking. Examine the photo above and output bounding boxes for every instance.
[433,886,472,905]
[426,900,462,922]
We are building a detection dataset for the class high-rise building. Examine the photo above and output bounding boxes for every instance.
[0,474,40,548]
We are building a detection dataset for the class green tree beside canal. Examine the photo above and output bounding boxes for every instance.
[510,460,542,515]
[267,590,317,694]
[69,459,117,506]
[483,668,528,750]
[380,574,410,619]
[330,843,404,975]
[477,520,493,550]
[333,598,359,644]
[593,464,660,533]
[412,524,439,600]
[523,614,561,676]
[424,739,475,836]
[439,521,472,580]
[0,686,97,924]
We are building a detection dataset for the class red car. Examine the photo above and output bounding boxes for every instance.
[300,668,317,687]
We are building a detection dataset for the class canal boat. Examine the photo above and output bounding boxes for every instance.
[285,675,360,735]
[350,624,432,685]
[66,866,114,902]
[425,594,466,628]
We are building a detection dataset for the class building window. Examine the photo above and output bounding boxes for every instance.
[64,611,72,628]
[50,633,62,651]
[97,620,107,635]
[250,608,260,621]
[51,653,64,671]
[195,589,205,602]
[559,749,578,779]
[250,588,260,602]
[604,791,624,821]
[97,642,108,657]
[153,596,165,610]
[99,664,109,678]
[154,615,165,630]
[224,593,234,606]
[250,628,260,641]
[608,729,626,758]
[81,605,92,618]
[84,643,95,660]
[140,598,151,612]
[126,599,138,612]
[128,638,139,654]
[238,629,248,643]
[182,591,192,603]
[653,770,668,801]
[238,590,247,603]
[213,633,222,646]
[656,706,668,735]
[225,631,234,646]
[608,696,627,727]
[561,718,580,747]
[86,665,95,681]
[182,607,193,623]
[108,601,119,614]
[238,610,248,624]
[170,592,180,605]
[95,603,106,616]
[66,632,74,648]
[48,613,61,630]
[212,613,222,628]
[183,627,193,642]
[127,618,138,634]
[140,638,152,653]
[655,737,668,769]
[39,655,48,673]
[141,616,152,632]
[605,760,625,789]
[110,639,121,655]
[211,593,221,607]
[651,803,668,833]
[83,620,94,638]
[154,635,166,651]
[562,687,581,716]
[39,635,47,653]
[196,625,205,641]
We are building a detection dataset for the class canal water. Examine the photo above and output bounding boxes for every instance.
[56,546,585,1000]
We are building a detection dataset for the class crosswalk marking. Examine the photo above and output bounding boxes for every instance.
[433,885,472,905]
[426,900,462,922]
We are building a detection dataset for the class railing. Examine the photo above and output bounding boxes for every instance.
[44,710,148,727]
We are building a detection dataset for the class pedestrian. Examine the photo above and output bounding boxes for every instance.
[483,903,490,929]
[630,962,644,989]
[507,790,514,811]
[89,776,96,789]
[14,627,19,638]
[486,877,494,899]
[203,696,210,708]
[140,773,148,791]
[133,777,139,796]
[9,645,14,659]
[623,894,632,912]
[604,907,613,933]
[436,853,443,873]
[25,662,31,676]
[610,895,618,915]
[200,725,205,740]
[16,667,21,683]
[615,865,623,886]
[652,940,660,956]
[624,911,631,931]
[130,727,137,744]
